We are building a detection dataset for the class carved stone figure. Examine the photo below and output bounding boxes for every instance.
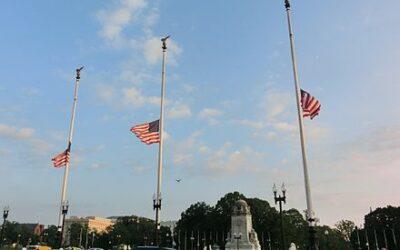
[225,200,261,250]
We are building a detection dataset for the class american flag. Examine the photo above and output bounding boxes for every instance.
[301,89,321,119]
[52,150,70,168]
[130,119,160,145]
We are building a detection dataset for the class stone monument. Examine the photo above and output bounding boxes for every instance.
[225,200,261,250]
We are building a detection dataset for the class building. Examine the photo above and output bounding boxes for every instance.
[63,216,114,245]
[21,223,45,236]
[64,216,114,234]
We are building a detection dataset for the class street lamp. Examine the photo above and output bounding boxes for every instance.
[117,234,121,245]
[144,235,148,246]
[16,234,21,247]
[0,206,10,247]
[273,183,286,250]
[355,226,361,250]
[153,193,162,245]
[196,231,200,250]
[190,231,194,250]
[324,230,329,250]
[60,200,69,248]
[266,231,272,250]
[202,232,206,250]
[233,233,241,250]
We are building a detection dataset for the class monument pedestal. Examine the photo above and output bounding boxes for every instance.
[225,200,261,250]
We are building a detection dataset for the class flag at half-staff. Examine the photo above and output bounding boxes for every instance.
[52,149,70,168]
[129,35,170,246]
[300,89,321,119]
[282,0,321,248]
[52,66,84,248]
[130,119,160,145]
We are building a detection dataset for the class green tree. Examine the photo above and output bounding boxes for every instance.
[42,225,60,248]
[68,223,89,247]
[174,192,346,250]
[335,220,355,242]
[363,206,400,250]
[3,222,40,246]
[94,216,171,249]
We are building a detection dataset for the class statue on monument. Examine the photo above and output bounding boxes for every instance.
[225,200,261,250]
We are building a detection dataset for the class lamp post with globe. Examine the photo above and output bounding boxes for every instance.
[0,206,10,247]
[273,183,287,250]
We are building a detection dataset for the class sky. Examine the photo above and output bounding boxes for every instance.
[0,0,399,228]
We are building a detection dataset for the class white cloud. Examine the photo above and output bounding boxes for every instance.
[182,84,197,93]
[198,146,209,154]
[122,87,160,107]
[0,148,9,156]
[90,163,107,170]
[262,89,292,122]
[171,131,203,167]
[0,124,35,140]
[97,0,147,43]
[94,1,183,113]
[143,37,182,65]
[205,144,265,174]
[132,165,151,174]
[272,122,297,134]
[238,119,265,130]
[0,123,53,164]
[21,87,40,97]
[198,108,222,125]
[167,103,192,119]
[198,108,221,119]
[97,84,117,103]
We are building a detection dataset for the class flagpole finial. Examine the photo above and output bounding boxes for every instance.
[76,66,84,80]
[161,35,170,50]
[284,0,291,10]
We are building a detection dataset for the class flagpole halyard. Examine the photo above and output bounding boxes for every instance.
[283,1,318,249]
[154,35,169,246]
[58,67,83,244]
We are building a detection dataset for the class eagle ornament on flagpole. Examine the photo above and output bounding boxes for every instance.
[52,67,83,247]
[130,36,170,246]
[282,0,321,249]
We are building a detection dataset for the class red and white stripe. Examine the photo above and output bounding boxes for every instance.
[52,150,70,168]
[301,89,321,119]
[130,121,160,145]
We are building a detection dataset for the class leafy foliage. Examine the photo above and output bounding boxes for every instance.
[175,191,347,250]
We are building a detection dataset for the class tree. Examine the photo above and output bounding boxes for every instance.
[2,222,40,246]
[335,220,355,242]
[363,206,400,250]
[68,223,89,247]
[43,225,59,248]
[174,192,347,250]
[93,216,170,249]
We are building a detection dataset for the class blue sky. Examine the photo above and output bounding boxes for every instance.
[0,0,399,227]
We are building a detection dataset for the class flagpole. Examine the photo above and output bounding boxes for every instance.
[283,1,317,249]
[154,36,169,246]
[58,67,83,231]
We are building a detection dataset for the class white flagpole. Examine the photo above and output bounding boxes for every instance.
[283,1,317,249]
[58,67,83,229]
[154,36,169,245]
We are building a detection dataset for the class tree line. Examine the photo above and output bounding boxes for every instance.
[1,192,399,250]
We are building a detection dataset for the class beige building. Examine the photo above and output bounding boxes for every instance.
[63,216,114,244]
[65,216,114,233]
